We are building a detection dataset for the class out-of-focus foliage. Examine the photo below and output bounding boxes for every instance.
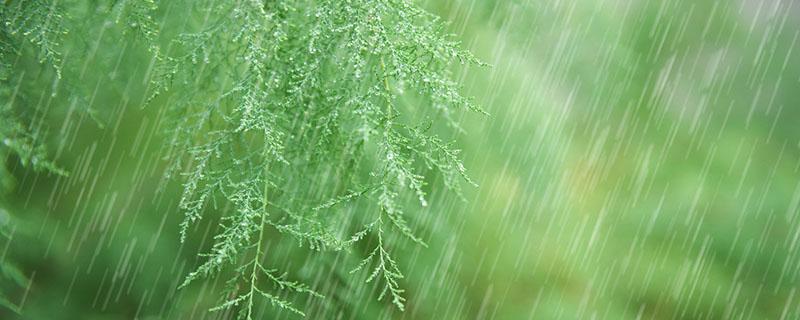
[2,0,800,319]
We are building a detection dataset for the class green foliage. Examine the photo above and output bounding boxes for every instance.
[0,0,480,317]
[1,0,66,78]
[152,0,481,317]
[0,1,69,314]
[3,0,799,319]
[0,0,67,186]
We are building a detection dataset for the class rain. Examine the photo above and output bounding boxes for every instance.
[1,0,799,319]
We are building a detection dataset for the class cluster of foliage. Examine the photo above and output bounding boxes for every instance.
[0,0,71,313]
[0,0,66,189]
[0,0,481,317]
[158,0,481,317]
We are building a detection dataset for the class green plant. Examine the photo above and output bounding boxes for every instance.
[157,0,482,317]
[0,0,69,314]
[1,0,481,318]
[0,0,67,180]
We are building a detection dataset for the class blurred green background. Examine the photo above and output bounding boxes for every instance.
[3,0,800,318]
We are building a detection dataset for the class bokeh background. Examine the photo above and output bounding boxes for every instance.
[3,0,800,318]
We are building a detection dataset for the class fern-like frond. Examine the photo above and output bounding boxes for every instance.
[158,0,484,316]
